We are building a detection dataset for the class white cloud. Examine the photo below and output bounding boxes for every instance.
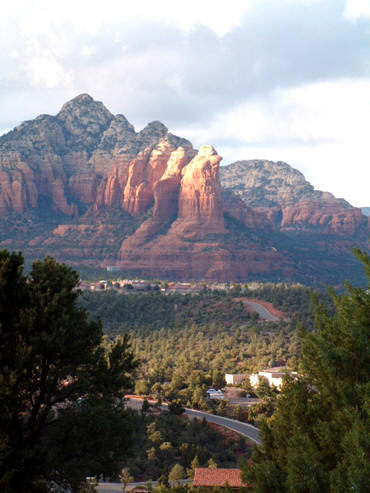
[345,0,370,19]
[24,55,72,89]
[143,0,253,36]
[3,0,253,38]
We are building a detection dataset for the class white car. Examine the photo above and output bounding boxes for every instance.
[208,390,225,399]
[206,388,216,394]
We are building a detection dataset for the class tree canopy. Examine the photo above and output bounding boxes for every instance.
[243,248,370,492]
[0,250,137,492]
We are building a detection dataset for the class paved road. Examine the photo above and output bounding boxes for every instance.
[98,481,156,492]
[184,408,260,444]
[242,300,280,322]
[126,398,261,445]
[97,483,124,493]
[98,479,190,492]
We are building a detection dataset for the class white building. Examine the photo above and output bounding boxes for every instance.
[225,374,246,386]
[250,367,296,390]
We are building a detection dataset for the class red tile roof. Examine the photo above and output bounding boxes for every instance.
[193,468,247,487]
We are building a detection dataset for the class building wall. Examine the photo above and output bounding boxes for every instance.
[249,374,259,388]
[250,369,294,389]
[225,374,245,385]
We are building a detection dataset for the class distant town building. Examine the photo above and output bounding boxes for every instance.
[225,374,245,386]
[193,468,248,490]
[78,281,90,291]
[250,367,296,389]
[131,281,149,290]
[106,265,121,273]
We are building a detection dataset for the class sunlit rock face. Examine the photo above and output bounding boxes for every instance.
[220,160,367,235]
[176,145,226,236]
[118,145,232,279]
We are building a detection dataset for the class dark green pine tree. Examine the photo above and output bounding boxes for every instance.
[243,248,370,492]
[0,250,138,492]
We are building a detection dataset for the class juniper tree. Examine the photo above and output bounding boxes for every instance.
[0,250,137,492]
[168,463,185,485]
[244,249,370,492]
[119,467,134,492]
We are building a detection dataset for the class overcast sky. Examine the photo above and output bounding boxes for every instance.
[1,0,369,206]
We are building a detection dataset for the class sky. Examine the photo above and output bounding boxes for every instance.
[1,0,369,206]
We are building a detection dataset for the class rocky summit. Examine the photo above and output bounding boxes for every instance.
[0,94,368,284]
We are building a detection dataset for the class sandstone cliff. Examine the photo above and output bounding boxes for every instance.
[121,146,226,250]
[0,94,191,219]
[220,160,367,235]
[0,95,368,285]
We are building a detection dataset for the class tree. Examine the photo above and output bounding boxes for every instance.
[187,455,200,479]
[156,474,169,488]
[255,376,273,398]
[79,477,98,493]
[119,467,134,492]
[212,370,226,389]
[147,422,163,445]
[168,398,185,415]
[0,251,138,493]
[135,379,150,395]
[233,404,244,421]
[142,398,150,414]
[159,441,173,452]
[243,249,370,492]
[168,463,184,485]
[207,458,218,469]
[151,382,164,402]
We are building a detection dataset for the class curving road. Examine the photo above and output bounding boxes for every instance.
[242,300,280,322]
[126,398,261,445]
[184,408,260,444]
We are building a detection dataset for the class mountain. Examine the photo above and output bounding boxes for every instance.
[220,160,365,235]
[361,207,370,217]
[0,95,368,284]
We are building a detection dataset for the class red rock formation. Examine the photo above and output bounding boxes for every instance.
[118,230,287,281]
[122,139,185,216]
[0,95,192,219]
[280,199,365,234]
[222,191,274,230]
[1,94,368,284]
[68,173,99,204]
[220,160,368,236]
[120,145,224,253]
[152,146,195,223]
[174,145,226,237]
[0,152,38,216]
[118,146,195,247]
[119,145,229,273]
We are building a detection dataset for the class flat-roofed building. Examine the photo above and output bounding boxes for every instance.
[250,367,296,389]
[225,374,245,386]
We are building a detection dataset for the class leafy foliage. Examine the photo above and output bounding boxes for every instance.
[0,250,137,492]
[243,249,370,492]
[79,289,253,334]
[124,412,250,481]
